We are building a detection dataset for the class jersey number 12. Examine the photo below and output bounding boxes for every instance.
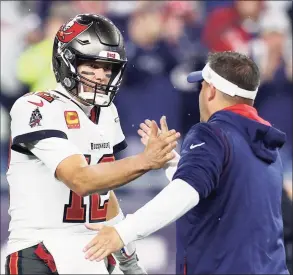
[63,154,115,223]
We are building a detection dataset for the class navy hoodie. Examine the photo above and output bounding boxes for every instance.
[173,105,288,274]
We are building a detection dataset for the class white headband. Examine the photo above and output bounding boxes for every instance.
[202,63,258,100]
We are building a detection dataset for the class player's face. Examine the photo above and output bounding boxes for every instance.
[77,61,112,94]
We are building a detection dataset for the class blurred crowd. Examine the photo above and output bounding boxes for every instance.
[1,1,292,273]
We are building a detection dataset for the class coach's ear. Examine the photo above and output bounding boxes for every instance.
[207,84,217,102]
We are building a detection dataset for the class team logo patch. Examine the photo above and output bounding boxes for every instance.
[29,108,43,128]
[64,111,80,129]
[57,19,92,43]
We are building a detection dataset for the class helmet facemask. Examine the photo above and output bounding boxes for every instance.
[59,48,127,107]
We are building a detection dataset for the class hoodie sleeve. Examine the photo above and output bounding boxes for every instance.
[173,123,227,199]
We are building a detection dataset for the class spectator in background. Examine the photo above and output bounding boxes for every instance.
[249,10,292,83]
[17,1,77,93]
[252,9,292,167]
[161,1,207,136]
[1,1,41,99]
[123,1,178,87]
[202,0,263,53]
[247,8,292,273]
[71,1,107,15]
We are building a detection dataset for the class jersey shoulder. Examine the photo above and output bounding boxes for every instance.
[182,122,226,153]
[108,102,120,123]
[11,90,67,115]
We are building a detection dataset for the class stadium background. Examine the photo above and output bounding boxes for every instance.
[1,1,292,273]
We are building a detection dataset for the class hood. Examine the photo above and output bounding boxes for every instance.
[209,104,286,164]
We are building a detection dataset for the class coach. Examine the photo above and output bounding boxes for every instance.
[84,51,289,274]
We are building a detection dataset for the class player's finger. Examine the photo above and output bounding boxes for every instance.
[159,129,176,140]
[138,129,147,138]
[140,123,151,135]
[161,142,177,156]
[160,116,168,133]
[149,120,159,137]
[145,119,152,127]
[146,119,162,135]
[161,132,181,145]
[164,151,176,162]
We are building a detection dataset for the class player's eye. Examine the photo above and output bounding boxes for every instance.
[88,64,97,69]
[86,63,112,72]
[104,64,112,71]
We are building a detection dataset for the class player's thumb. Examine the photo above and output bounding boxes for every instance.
[150,120,158,137]
[85,223,104,231]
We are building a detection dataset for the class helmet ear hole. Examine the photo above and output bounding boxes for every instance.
[52,57,61,82]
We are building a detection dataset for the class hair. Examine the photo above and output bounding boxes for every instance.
[207,51,260,105]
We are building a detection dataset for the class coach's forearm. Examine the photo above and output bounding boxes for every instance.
[73,154,150,196]
[114,179,200,245]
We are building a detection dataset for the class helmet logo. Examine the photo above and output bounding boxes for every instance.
[57,19,92,43]
[99,50,120,60]
[107,52,116,59]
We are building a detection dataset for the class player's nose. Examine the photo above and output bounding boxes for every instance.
[93,68,108,83]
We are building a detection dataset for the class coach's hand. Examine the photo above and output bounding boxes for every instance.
[84,224,123,262]
[140,116,180,169]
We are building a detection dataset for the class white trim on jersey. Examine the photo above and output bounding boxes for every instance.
[114,179,200,246]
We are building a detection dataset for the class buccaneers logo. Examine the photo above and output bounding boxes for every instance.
[29,108,43,128]
[57,19,92,43]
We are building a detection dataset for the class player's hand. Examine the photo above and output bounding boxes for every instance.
[83,224,123,262]
[141,116,180,169]
[138,116,167,146]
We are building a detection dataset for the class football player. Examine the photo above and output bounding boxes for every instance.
[5,14,180,274]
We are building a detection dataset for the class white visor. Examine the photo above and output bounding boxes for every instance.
[187,63,258,100]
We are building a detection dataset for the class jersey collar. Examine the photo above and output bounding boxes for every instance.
[55,83,94,116]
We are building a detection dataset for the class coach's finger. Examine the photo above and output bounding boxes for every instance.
[96,249,112,262]
[83,234,102,252]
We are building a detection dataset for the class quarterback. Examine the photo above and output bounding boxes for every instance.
[5,14,180,274]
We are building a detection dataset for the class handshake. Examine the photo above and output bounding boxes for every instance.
[136,115,181,171]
